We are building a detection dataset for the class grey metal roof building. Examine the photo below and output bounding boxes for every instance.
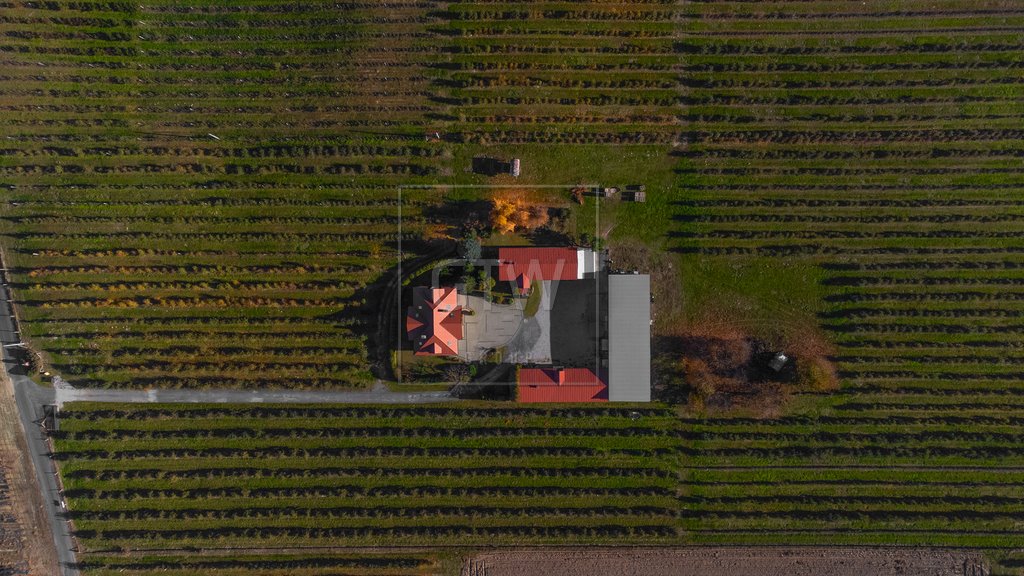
[607,274,651,402]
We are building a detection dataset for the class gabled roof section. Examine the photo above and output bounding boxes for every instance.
[498,247,579,294]
[406,286,463,356]
[517,368,608,403]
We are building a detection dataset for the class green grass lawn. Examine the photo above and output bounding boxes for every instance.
[522,282,542,319]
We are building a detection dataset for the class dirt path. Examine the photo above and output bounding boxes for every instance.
[462,547,988,576]
[0,370,59,576]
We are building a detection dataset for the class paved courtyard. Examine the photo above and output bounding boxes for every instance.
[461,293,527,362]
[460,278,599,365]
[460,283,554,363]
[504,281,553,364]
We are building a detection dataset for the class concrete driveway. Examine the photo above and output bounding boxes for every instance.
[504,281,553,364]
[461,294,524,361]
[461,282,556,364]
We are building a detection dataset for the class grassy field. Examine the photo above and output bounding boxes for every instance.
[5,0,1024,574]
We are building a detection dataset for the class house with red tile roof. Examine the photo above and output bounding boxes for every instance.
[517,367,608,403]
[401,245,649,402]
[406,286,463,356]
[498,247,600,295]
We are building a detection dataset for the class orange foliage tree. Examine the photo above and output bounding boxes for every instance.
[490,196,549,234]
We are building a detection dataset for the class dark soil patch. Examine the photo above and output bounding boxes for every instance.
[655,320,837,417]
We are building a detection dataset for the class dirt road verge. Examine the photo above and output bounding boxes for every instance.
[462,547,987,576]
[0,371,59,575]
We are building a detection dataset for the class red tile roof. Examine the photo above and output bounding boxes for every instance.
[407,286,463,356]
[498,247,578,294]
[517,368,608,403]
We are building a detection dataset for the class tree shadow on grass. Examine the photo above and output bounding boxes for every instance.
[330,237,457,382]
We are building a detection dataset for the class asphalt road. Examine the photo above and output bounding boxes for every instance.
[54,383,453,408]
[0,269,79,575]
[9,371,76,576]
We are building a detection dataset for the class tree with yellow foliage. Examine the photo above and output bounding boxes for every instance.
[490,197,548,234]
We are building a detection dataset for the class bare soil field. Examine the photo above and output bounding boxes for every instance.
[0,373,57,575]
[462,547,988,576]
